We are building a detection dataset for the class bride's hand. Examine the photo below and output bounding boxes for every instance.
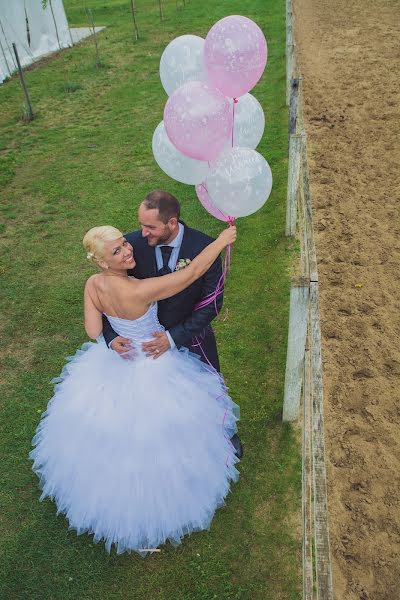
[217,225,237,248]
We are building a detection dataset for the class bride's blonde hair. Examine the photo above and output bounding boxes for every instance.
[83,226,123,267]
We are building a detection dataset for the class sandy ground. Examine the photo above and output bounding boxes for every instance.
[293,0,400,598]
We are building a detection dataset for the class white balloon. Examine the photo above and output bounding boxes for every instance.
[231,94,265,149]
[160,35,207,96]
[152,121,209,185]
[205,147,272,217]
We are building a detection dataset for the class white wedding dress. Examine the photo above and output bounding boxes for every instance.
[30,302,240,555]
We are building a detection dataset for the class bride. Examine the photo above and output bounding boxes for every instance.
[30,224,240,555]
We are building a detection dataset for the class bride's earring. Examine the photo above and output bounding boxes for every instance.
[100,261,109,270]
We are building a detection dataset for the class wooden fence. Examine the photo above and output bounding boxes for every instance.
[282,1,334,598]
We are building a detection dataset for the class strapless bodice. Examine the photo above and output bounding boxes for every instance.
[104,302,164,346]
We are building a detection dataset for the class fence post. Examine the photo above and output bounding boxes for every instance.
[302,333,314,600]
[286,132,303,237]
[130,0,139,41]
[49,0,61,50]
[297,77,304,133]
[286,2,294,106]
[289,78,299,135]
[310,281,334,599]
[282,276,309,422]
[0,35,12,77]
[12,43,34,121]
[87,9,101,68]
[301,137,319,282]
[286,43,294,106]
[0,19,17,70]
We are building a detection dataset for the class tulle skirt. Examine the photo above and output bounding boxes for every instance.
[29,341,240,555]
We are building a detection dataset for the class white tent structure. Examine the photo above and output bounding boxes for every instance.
[0,0,73,83]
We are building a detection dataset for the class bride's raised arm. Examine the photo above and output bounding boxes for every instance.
[134,226,236,305]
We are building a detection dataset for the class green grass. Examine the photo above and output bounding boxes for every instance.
[0,1,301,598]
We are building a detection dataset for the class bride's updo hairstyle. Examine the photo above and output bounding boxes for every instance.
[83,226,123,267]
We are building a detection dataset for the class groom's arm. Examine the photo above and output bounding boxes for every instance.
[168,254,223,348]
[102,314,118,347]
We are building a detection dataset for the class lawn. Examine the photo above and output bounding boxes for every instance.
[0,1,301,598]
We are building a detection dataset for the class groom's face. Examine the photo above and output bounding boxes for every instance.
[138,205,177,247]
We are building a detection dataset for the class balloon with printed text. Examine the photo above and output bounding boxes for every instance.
[195,183,230,222]
[230,94,265,150]
[160,35,207,97]
[164,81,232,161]
[205,147,272,218]
[152,121,209,185]
[204,15,268,98]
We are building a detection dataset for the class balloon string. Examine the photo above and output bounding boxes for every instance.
[192,245,229,313]
[192,335,215,369]
[195,113,237,316]
[231,98,236,147]
[193,220,235,315]
[231,97,238,147]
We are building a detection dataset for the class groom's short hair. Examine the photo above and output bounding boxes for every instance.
[143,190,180,224]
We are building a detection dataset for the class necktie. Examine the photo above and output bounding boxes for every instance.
[158,245,173,275]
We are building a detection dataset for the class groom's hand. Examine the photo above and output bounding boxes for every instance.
[142,332,171,359]
[110,336,135,359]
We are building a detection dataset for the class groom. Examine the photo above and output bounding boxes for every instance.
[102,189,242,458]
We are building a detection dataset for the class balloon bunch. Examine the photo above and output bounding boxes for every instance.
[152,15,272,220]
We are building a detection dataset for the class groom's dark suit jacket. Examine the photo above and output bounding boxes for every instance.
[102,222,223,371]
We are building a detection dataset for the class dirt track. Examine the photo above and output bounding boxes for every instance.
[293,0,400,598]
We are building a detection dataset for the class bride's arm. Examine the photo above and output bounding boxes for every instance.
[135,226,236,304]
[84,277,103,339]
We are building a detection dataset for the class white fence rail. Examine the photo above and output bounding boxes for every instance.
[283,2,334,598]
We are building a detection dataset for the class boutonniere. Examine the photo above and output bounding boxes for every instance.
[175,258,191,271]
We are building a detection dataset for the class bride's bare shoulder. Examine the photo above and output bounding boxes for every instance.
[85,274,110,297]
[85,273,101,289]
[88,274,139,294]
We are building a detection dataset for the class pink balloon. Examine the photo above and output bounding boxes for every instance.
[164,81,232,161]
[204,15,268,98]
[196,183,230,222]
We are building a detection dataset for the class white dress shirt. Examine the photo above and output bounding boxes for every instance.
[155,222,185,349]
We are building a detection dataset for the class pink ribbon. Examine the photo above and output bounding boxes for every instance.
[191,217,236,370]
[192,334,215,370]
[193,227,234,316]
